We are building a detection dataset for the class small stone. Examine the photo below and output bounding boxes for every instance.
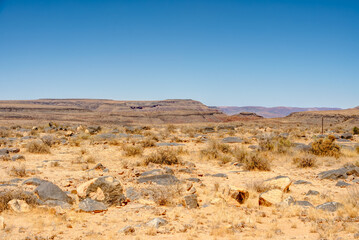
[184,194,198,209]
[316,202,343,212]
[8,199,30,213]
[146,218,168,228]
[118,225,135,235]
[11,154,25,161]
[293,201,314,208]
[306,190,319,196]
[336,181,351,188]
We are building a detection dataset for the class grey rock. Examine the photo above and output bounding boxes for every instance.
[187,178,201,183]
[126,187,140,201]
[318,165,359,180]
[336,181,351,187]
[34,181,72,203]
[138,174,179,185]
[146,218,168,228]
[212,173,228,178]
[184,194,198,209]
[293,201,314,208]
[79,198,107,212]
[222,137,242,143]
[336,139,351,143]
[155,142,185,147]
[44,200,72,209]
[341,133,353,140]
[306,190,319,196]
[118,225,135,234]
[248,145,259,150]
[22,178,47,186]
[11,154,25,161]
[316,202,343,212]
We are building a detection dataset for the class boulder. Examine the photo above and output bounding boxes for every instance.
[259,189,283,206]
[11,154,25,161]
[265,176,292,192]
[138,174,179,186]
[34,181,72,203]
[79,198,107,213]
[318,165,359,180]
[316,202,343,212]
[336,181,351,187]
[8,199,30,213]
[77,176,126,206]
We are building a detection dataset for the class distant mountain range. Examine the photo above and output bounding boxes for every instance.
[216,106,342,118]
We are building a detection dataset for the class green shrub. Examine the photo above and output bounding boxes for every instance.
[354,127,359,135]
[311,135,341,158]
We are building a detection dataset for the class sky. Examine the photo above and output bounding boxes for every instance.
[0,0,358,108]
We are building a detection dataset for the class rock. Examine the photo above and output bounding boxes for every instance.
[141,169,172,177]
[155,142,185,147]
[79,198,107,212]
[0,148,9,155]
[279,133,289,139]
[341,133,353,140]
[92,163,106,170]
[318,165,359,180]
[316,202,343,212]
[259,189,283,206]
[118,225,135,235]
[126,187,140,201]
[248,145,259,150]
[23,178,46,186]
[188,187,196,194]
[336,139,351,143]
[138,174,179,185]
[212,173,228,178]
[0,216,4,229]
[8,199,30,213]
[222,137,242,143]
[35,181,72,203]
[184,194,198,209]
[306,190,319,196]
[278,196,295,207]
[265,176,292,192]
[294,180,312,185]
[187,178,201,183]
[293,201,314,208]
[77,176,126,206]
[7,148,20,153]
[336,181,351,187]
[146,218,168,228]
[230,186,249,204]
[11,154,25,161]
[0,153,10,161]
[44,200,72,209]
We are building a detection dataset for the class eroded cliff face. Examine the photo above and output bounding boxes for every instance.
[0,99,226,125]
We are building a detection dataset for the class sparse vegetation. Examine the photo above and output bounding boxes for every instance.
[311,135,341,158]
[122,144,144,157]
[26,140,51,154]
[292,154,317,168]
[353,126,359,135]
[243,153,271,171]
[259,136,291,154]
[144,148,180,165]
[10,165,27,177]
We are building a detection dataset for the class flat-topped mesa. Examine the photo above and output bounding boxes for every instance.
[285,107,359,125]
[0,99,226,125]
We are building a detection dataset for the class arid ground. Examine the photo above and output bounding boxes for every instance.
[1,120,359,240]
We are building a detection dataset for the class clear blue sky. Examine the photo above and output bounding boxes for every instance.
[0,0,358,108]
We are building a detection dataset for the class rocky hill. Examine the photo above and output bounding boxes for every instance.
[217,106,342,118]
[0,99,226,125]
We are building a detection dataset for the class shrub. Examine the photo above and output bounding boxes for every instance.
[354,127,359,135]
[144,148,180,165]
[243,153,271,171]
[201,140,231,159]
[123,144,144,157]
[0,128,10,138]
[246,180,271,193]
[311,135,341,158]
[0,189,38,212]
[10,165,27,177]
[26,140,51,154]
[143,184,183,206]
[259,137,291,154]
[292,154,317,168]
[232,146,249,163]
[140,137,157,148]
[356,146,359,155]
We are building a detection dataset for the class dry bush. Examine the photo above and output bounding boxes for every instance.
[166,124,176,133]
[0,189,38,212]
[143,184,183,206]
[356,146,359,155]
[41,135,55,147]
[353,126,359,135]
[122,144,144,157]
[246,180,271,193]
[144,148,180,165]
[0,128,10,138]
[259,137,291,154]
[26,140,51,154]
[219,154,233,165]
[243,153,271,171]
[140,137,157,148]
[201,140,232,159]
[311,135,341,158]
[10,165,27,177]
[232,146,249,163]
[85,156,97,164]
[292,154,317,168]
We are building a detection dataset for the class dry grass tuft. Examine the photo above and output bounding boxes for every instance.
[122,144,144,157]
[243,153,271,171]
[26,140,51,154]
[292,154,317,168]
[311,135,341,158]
[144,148,180,165]
[10,164,27,177]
